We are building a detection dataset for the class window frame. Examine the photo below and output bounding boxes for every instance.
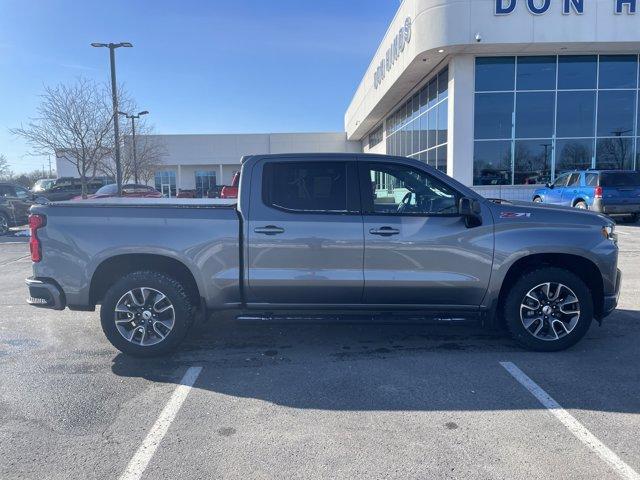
[357,161,462,218]
[260,160,360,215]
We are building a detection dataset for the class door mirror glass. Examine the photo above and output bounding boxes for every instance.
[459,197,482,227]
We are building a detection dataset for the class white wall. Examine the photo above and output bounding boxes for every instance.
[56,132,361,188]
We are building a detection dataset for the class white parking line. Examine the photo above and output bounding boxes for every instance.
[119,366,203,480]
[500,361,640,480]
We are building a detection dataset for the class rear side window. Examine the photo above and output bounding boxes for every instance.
[585,173,599,186]
[262,161,348,213]
[601,172,640,187]
[567,173,581,186]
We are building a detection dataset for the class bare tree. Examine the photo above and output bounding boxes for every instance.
[0,154,12,181]
[11,78,113,198]
[99,122,167,185]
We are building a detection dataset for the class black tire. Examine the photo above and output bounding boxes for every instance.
[0,212,10,236]
[100,271,195,357]
[574,200,588,210]
[503,267,593,352]
[533,197,542,203]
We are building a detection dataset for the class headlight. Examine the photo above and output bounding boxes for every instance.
[602,224,617,243]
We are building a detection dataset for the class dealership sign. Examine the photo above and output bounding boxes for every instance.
[495,0,637,15]
[373,17,412,90]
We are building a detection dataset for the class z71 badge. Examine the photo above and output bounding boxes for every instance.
[500,212,532,219]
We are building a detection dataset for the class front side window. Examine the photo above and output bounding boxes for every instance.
[554,173,571,188]
[262,161,348,213]
[363,163,458,216]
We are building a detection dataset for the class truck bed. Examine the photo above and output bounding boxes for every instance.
[30,199,242,310]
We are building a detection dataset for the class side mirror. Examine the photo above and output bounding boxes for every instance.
[459,197,482,227]
[546,182,553,189]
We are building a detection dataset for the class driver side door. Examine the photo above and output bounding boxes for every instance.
[359,160,494,306]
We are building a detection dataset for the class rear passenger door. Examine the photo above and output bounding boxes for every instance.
[246,159,364,305]
[562,172,582,206]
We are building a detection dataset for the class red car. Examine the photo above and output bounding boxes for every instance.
[72,183,162,200]
[219,171,239,199]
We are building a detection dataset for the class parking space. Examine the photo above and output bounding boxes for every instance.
[1,225,639,479]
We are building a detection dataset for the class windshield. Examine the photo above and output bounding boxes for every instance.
[601,172,640,187]
[33,179,54,191]
[95,184,118,195]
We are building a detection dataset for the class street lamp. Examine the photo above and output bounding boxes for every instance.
[91,42,133,196]
[118,110,149,184]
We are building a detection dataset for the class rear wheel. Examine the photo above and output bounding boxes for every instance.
[100,271,195,357]
[574,200,588,210]
[503,267,593,352]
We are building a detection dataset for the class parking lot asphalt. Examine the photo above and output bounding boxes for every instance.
[1,226,639,479]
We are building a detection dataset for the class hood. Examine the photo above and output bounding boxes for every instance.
[487,199,612,226]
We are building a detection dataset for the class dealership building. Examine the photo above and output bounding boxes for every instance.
[57,0,640,199]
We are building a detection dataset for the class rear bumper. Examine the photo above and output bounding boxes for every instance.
[592,199,640,215]
[601,269,622,319]
[26,277,66,310]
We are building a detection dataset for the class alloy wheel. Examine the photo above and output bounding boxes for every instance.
[519,282,580,341]
[114,287,175,346]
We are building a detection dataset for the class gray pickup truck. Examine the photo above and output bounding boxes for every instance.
[26,153,621,356]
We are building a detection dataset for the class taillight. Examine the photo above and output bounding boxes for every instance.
[595,186,603,199]
[29,214,46,262]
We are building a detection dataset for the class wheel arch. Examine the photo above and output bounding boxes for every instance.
[572,198,587,207]
[89,254,201,308]
[495,253,604,325]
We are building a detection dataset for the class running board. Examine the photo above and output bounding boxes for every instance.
[235,312,481,324]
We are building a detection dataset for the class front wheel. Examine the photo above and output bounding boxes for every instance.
[503,267,593,352]
[100,271,195,357]
[533,197,542,203]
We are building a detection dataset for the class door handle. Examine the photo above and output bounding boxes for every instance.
[254,225,285,235]
[369,226,400,236]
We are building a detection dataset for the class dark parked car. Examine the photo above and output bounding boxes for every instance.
[38,177,114,201]
[533,170,640,223]
[0,183,33,235]
[72,183,162,200]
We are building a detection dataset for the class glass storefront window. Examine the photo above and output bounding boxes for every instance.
[474,55,640,185]
[474,93,513,140]
[556,91,596,138]
[558,55,597,90]
[514,140,552,185]
[384,66,449,173]
[517,56,556,91]
[555,139,594,174]
[597,90,636,137]
[596,138,634,170]
[515,92,555,139]
[195,171,217,198]
[599,55,638,89]
[475,57,515,92]
[154,171,176,197]
[473,141,512,186]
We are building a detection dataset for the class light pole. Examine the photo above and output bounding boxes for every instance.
[118,110,149,184]
[91,42,133,196]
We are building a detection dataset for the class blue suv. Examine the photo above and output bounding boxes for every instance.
[532,170,640,223]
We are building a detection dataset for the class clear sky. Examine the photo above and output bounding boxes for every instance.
[0,0,399,174]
